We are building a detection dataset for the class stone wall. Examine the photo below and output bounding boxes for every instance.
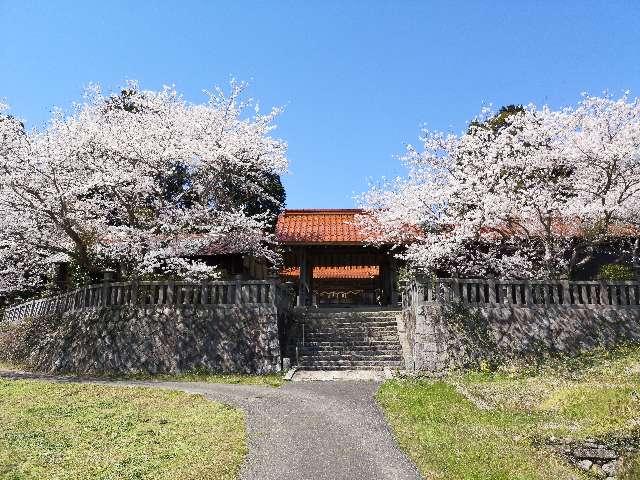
[3,304,282,374]
[403,303,640,373]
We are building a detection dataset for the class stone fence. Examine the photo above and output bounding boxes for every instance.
[403,277,640,309]
[401,278,640,373]
[3,278,291,324]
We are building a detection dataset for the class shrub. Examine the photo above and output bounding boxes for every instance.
[0,315,54,367]
[598,263,636,281]
[443,301,501,370]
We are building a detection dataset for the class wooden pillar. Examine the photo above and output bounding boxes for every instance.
[379,255,396,306]
[298,248,314,306]
[389,257,399,306]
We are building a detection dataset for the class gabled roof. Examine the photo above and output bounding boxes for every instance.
[276,209,368,245]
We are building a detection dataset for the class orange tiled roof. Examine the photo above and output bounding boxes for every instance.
[276,209,367,245]
[280,265,380,279]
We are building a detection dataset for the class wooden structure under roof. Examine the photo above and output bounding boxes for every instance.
[276,209,400,307]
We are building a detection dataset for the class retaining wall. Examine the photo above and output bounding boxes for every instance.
[4,304,282,375]
[402,279,640,373]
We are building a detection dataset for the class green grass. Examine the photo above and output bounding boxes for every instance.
[0,380,247,480]
[0,362,284,387]
[377,345,640,480]
[0,361,21,372]
[109,371,284,387]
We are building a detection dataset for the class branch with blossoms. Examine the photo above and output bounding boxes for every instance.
[0,82,288,296]
[358,93,640,279]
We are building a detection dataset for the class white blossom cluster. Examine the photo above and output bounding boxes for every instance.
[0,82,288,294]
[358,93,640,278]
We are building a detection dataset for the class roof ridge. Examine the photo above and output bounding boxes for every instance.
[282,208,364,214]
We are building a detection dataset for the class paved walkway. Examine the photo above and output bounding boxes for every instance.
[0,371,422,480]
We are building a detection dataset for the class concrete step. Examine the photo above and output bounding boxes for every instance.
[301,315,399,322]
[301,308,400,315]
[291,369,393,381]
[302,340,401,347]
[302,353,402,363]
[304,327,399,334]
[302,345,402,353]
[291,308,404,370]
[300,358,403,365]
[303,336,401,343]
[303,323,399,331]
[298,360,403,369]
[298,365,390,371]
[301,349,402,356]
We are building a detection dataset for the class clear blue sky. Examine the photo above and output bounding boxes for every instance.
[2,1,639,208]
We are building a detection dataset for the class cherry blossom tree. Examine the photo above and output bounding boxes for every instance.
[358,93,640,279]
[0,81,288,296]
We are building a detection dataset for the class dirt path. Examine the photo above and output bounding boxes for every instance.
[0,371,422,480]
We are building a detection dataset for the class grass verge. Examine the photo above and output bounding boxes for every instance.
[108,371,284,387]
[377,345,640,480]
[0,362,284,387]
[0,379,246,480]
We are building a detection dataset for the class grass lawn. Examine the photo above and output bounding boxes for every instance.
[0,380,247,480]
[110,371,284,387]
[377,345,640,480]
[0,362,284,387]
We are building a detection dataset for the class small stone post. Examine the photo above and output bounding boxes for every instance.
[102,270,115,307]
[599,280,609,306]
[234,274,243,304]
[523,279,533,306]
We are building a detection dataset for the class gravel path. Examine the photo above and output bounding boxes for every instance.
[0,371,422,480]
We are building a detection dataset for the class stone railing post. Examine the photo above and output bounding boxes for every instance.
[102,270,115,307]
[270,281,278,306]
[560,280,570,305]
[599,280,609,306]
[234,275,243,304]
[523,280,532,306]
[451,278,461,303]
[130,280,139,306]
[488,278,496,304]
[167,280,175,305]
[266,275,278,304]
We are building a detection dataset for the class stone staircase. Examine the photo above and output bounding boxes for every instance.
[291,309,404,371]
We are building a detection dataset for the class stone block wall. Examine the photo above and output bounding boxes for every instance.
[403,303,640,373]
[12,304,282,375]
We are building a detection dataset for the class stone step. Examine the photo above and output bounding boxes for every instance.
[300,354,403,362]
[301,316,399,323]
[302,324,399,332]
[303,319,398,324]
[302,313,399,319]
[298,350,401,357]
[302,345,402,353]
[304,327,399,334]
[299,359,403,368]
[292,308,404,370]
[303,336,400,342]
[303,332,398,338]
[302,340,401,347]
[298,365,390,371]
[303,336,401,343]
[304,329,399,335]
[301,343,401,350]
[304,319,398,325]
[302,309,399,316]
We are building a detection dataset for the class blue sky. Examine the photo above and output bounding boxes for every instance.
[1,1,639,208]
